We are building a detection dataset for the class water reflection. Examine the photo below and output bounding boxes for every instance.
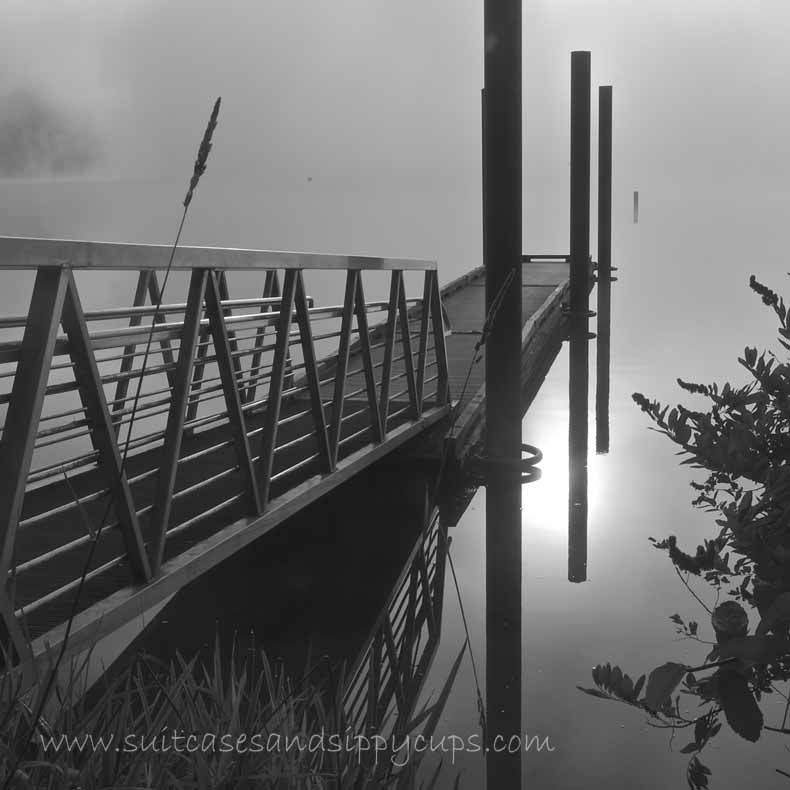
[594,299,611,456]
[568,263,615,582]
[343,494,448,742]
[106,463,460,782]
[568,317,589,583]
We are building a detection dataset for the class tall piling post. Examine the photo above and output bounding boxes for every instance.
[595,86,612,455]
[568,51,591,583]
[483,0,523,785]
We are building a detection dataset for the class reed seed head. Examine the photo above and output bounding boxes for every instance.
[183,96,221,209]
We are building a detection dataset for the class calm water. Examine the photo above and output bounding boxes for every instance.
[2,175,789,787]
[418,190,790,788]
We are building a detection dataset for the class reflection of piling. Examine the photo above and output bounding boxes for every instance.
[595,86,612,456]
[483,0,523,785]
[568,325,589,584]
[568,52,591,584]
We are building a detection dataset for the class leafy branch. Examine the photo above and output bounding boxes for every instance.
[583,274,790,787]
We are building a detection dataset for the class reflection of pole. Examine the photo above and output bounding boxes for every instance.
[595,86,612,456]
[569,319,589,584]
[483,0,522,785]
[568,52,590,584]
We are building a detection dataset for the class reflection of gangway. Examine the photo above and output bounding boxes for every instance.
[343,505,447,742]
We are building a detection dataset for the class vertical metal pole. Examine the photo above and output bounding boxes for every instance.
[568,51,591,583]
[483,0,522,785]
[595,86,612,456]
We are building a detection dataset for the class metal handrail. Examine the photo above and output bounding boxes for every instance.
[0,235,436,271]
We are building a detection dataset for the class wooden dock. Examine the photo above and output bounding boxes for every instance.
[0,237,576,670]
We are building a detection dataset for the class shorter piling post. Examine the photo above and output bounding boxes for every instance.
[595,85,612,455]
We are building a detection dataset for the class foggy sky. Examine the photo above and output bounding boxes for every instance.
[0,89,101,176]
[3,1,790,193]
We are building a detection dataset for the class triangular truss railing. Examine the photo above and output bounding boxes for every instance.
[0,238,450,665]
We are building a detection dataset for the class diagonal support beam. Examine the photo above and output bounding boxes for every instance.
[245,271,295,405]
[428,271,450,405]
[149,269,208,573]
[378,271,401,434]
[0,590,31,665]
[258,270,297,506]
[113,271,177,432]
[328,270,358,467]
[185,328,210,426]
[60,270,151,582]
[216,272,245,400]
[353,275,384,443]
[146,271,177,390]
[414,272,434,417]
[294,271,332,473]
[396,271,418,418]
[398,272,419,418]
[245,270,278,405]
[112,270,150,429]
[183,273,241,430]
[269,271,295,391]
[204,271,262,516]
[0,267,69,584]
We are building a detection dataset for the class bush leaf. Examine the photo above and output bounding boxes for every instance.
[718,670,762,742]
[642,662,688,713]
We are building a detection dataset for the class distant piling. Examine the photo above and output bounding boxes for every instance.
[633,190,639,223]
[568,51,591,584]
[483,0,523,784]
[595,86,612,455]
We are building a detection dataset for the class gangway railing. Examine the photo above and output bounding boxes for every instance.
[0,236,450,664]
